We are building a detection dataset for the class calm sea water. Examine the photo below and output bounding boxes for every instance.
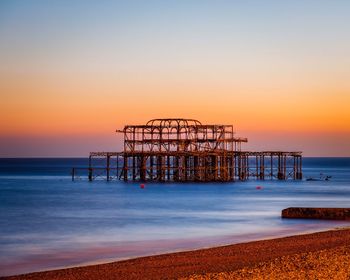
[0,158,349,276]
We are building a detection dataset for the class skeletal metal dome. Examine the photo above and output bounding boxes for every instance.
[146,118,202,127]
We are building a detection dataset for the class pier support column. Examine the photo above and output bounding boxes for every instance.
[277,154,283,180]
[194,156,199,181]
[150,156,154,180]
[140,155,146,181]
[270,155,273,179]
[157,156,163,181]
[132,156,136,180]
[204,156,209,181]
[239,155,247,180]
[106,155,110,181]
[259,155,265,180]
[174,156,179,181]
[123,156,128,181]
[277,154,286,180]
[88,156,93,181]
[236,154,241,180]
[167,155,171,181]
[116,155,119,179]
[210,155,217,181]
[230,156,235,181]
[296,156,303,180]
[184,156,188,181]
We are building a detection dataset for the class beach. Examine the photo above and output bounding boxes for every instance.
[2,228,350,280]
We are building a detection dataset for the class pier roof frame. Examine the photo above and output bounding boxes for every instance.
[116,118,246,153]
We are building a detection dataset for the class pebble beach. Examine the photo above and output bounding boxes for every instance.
[2,228,350,280]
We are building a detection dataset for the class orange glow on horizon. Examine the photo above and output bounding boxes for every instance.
[1,76,349,137]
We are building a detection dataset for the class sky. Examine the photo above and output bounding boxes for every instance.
[0,0,349,157]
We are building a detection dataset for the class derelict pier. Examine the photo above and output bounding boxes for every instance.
[72,118,302,182]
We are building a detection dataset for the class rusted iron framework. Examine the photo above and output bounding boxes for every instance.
[72,118,302,182]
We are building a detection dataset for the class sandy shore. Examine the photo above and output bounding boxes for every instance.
[2,228,350,280]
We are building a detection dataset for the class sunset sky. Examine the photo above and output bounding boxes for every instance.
[1,0,349,157]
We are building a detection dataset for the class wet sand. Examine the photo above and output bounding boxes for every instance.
[2,228,350,280]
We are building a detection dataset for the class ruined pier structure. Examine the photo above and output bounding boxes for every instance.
[72,118,302,182]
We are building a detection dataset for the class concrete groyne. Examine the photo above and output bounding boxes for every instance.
[282,207,350,220]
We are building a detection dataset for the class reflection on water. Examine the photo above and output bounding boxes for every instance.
[0,158,349,276]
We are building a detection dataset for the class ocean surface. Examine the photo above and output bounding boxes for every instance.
[0,157,350,276]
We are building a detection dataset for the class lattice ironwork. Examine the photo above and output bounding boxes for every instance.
[72,119,302,182]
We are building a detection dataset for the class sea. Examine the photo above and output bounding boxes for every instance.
[0,157,349,276]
